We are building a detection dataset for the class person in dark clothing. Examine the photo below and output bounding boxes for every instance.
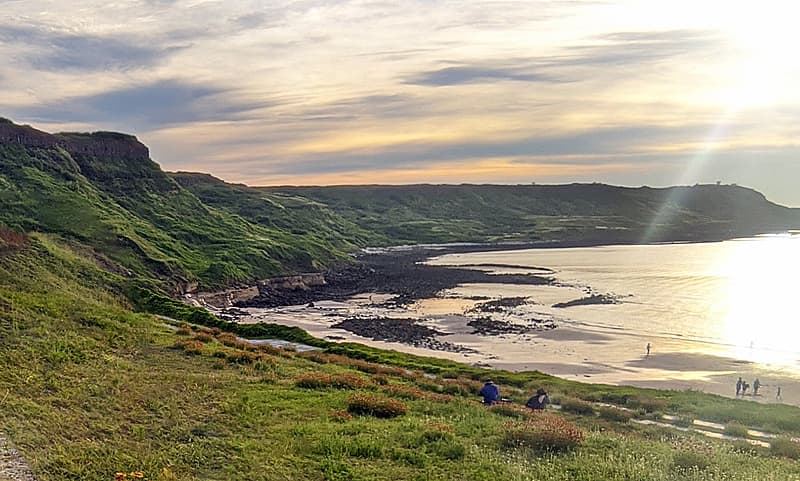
[479,379,499,405]
[736,377,743,396]
[753,378,761,396]
[526,388,550,410]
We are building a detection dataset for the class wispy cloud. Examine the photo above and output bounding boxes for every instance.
[13,80,273,130]
[0,24,184,72]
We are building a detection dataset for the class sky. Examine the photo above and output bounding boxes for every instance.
[1,1,799,206]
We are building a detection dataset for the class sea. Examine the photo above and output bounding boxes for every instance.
[426,234,800,372]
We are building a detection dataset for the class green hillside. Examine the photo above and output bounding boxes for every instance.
[4,231,800,481]
[260,184,800,245]
[0,119,360,290]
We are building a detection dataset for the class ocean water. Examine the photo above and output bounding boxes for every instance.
[427,234,800,370]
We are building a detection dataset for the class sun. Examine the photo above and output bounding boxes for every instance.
[719,2,800,110]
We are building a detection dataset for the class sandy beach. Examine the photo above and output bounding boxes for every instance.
[194,239,800,408]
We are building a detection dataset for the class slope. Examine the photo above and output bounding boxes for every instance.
[0,119,357,290]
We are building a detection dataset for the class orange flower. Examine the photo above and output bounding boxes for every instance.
[115,473,127,481]
[131,472,145,479]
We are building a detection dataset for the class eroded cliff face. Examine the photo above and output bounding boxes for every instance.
[0,118,149,160]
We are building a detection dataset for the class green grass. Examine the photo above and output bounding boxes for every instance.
[5,236,800,480]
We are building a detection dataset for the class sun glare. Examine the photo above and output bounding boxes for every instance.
[720,2,800,110]
[715,235,800,368]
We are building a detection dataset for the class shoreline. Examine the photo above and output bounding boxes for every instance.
[194,237,800,406]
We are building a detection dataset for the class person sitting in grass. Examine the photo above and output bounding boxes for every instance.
[526,388,550,410]
[479,379,499,405]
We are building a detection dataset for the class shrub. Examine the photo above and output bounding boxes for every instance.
[175,326,193,336]
[489,403,532,419]
[672,451,711,471]
[347,394,407,418]
[295,373,370,390]
[441,378,483,397]
[503,413,584,454]
[216,332,241,347]
[225,350,259,364]
[329,409,354,422]
[559,397,595,416]
[628,396,667,413]
[193,332,215,343]
[724,422,749,438]
[0,227,28,252]
[173,339,204,355]
[597,406,632,423]
[770,437,800,459]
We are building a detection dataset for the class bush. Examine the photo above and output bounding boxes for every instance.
[770,437,800,459]
[503,414,584,454]
[489,403,532,419]
[559,397,595,416]
[597,406,632,423]
[295,373,370,390]
[347,394,407,418]
[173,339,204,355]
[672,451,710,471]
[724,422,749,438]
[193,332,215,343]
[225,350,259,364]
[441,378,483,397]
[628,396,667,413]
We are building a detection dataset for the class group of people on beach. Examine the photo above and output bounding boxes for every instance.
[479,379,550,410]
[736,376,781,399]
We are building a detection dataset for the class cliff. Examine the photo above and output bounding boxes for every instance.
[0,118,149,160]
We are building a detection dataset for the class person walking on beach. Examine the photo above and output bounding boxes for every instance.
[753,378,761,396]
[742,382,749,395]
[736,377,743,396]
[646,342,651,356]
[777,386,782,400]
[479,379,500,405]
[526,388,550,410]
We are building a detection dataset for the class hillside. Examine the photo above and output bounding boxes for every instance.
[5,231,800,480]
[256,184,800,245]
[0,119,363,291]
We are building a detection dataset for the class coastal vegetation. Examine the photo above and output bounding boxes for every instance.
[3,118,800,479]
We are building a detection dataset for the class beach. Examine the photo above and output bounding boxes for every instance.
[194,237,800,407]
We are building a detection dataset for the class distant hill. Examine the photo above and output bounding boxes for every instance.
[247,183,800,245]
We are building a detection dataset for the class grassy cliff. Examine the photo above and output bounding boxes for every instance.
[0,120,362,291]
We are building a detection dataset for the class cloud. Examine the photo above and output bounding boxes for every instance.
[407,64,565,86]
[12,80,273,130]
[407,29,721,86]
[0,24,184,72]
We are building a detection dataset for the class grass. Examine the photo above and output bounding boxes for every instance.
[6,236,800,480]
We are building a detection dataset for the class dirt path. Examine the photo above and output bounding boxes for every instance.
[0,434,36,481]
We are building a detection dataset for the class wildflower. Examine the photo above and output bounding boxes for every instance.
[115,473,127,481]
[131,472,145,479]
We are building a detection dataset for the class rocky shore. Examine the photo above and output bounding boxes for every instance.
[237,245,552,309]
[331,317,475,353]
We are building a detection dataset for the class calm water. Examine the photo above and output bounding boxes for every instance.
[428,235,800,369]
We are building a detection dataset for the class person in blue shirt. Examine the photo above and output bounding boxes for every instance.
[479,379,500,405]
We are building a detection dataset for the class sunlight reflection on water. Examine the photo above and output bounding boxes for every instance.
[428,234,800,371]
